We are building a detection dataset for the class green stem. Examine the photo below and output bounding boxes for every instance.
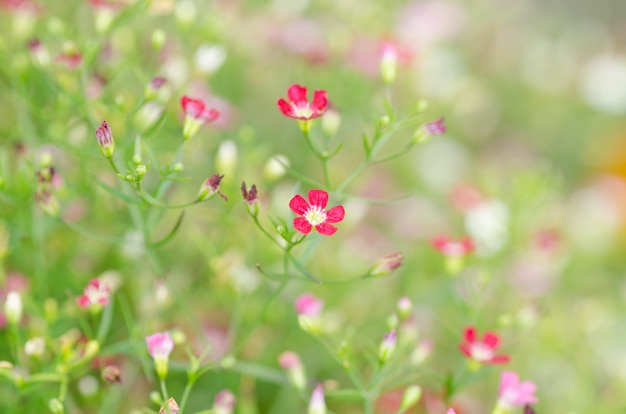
[160,378,169,401]
[179,376,197,414]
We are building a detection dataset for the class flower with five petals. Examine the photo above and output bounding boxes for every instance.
[289,189,344,236]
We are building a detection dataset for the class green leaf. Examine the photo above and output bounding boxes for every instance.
[92,175,141,205]
[150,211,185,248]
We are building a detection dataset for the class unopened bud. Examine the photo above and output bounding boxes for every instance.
[102,365,122,384]
[49,398,64,414]
[95,120,115,158]
[399,385,422,411]
[378,330,397,364]
[25,337,45,358]
[369,252,403,277]
[308,384,327,414]
[279,351,307,390]
[4,291,22,326]
[322,107,341,137]
[135,164,147,179]
[380,42,398,84]
[159,397,179,414]
[151,29,166,50]
[396,296,412,320]
[213,390,236,414]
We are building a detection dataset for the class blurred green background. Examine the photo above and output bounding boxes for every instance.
[1,0,626,413]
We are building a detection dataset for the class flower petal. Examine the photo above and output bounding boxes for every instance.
[200,108,220,122]
[459,343,472,357]
[488,354,510,364]
[483,332,500,349]
[289,195,309,215]
[311,90,328,113]
[325,205,345,223]
[277,98,295,117]
[464,326,477,343]
[308,189,328,209]
[287,84,308,105]
[315,223,337,236]
[294,217,312,234]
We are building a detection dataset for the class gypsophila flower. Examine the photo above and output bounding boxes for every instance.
[180,95,219,140]
[459,326,510,365]
[101,365,122,384]
[369,251,404,277]
[295,293,324,317]
[424,118,447,135]
[378,330,397,363]
[77,278,110,309]
[159,397,179,414]
[431,236,474,257]
[241,181,259,216]
[277,84,328,121]
[380,41,398,84]
[497,371,538,409]
[4,291,22,325]
[289,189,345,236]
[146,332,174,379]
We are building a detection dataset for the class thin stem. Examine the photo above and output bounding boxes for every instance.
[160,378,169,401]
[179,376,197,414]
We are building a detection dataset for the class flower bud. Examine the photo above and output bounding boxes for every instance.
[4,291,22,326]
[159,397,179,414]
[49,398,64,414]
[322,107,341,137]
[95,121,115,158]
[369,252,403,277]
[378,330,397,364]
[396,296,412,320]
[399,385,422,411]
[135,164,147,179]
[279,351,307,390]
[308,384,327,414]
[102,365,122,384]
[380,42,398,84]
[198,174,227,202]
[212,390,236,414]
[151,29,166,51]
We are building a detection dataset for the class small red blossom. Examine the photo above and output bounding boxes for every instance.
[77,278,110,308]
[277,84,328,120]
[181,96,219,122]
[431,236,474,257]
[289,189,344,236]
[57,50,83,70]
[459,326,510,364]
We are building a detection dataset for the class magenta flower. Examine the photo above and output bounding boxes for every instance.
[459,326,510,364]
[277,84,328,121]
[289,189,345,236]
[498,371,538,408]
[295,293,324,317]
[77,279,110,308]
[431,236,474,257]
[423,118,447,135]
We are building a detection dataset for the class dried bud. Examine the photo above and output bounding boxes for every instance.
[241,182,259,216]
[102,365,122,384]
[198,174,227,201]
[369,252,403,277]
[159,397,179,414]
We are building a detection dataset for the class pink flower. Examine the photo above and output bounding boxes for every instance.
[498,371,538,408]
[57,50,82,70]
[77,279,110,308]
[213,390,236,414]
[459,326,510,364]
[277,84,328,120]
[446,409,456,414]
[146,332,174,359]
[289,189,345,236]
[295,293,323,317]
[431,236,474,257]
[279,351,307,390]
[181,96,220,122]
[181,96,220,139]
[423,118,447,135]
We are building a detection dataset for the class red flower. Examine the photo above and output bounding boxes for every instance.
[181,96,219,122]
[459,326,510,364]
[277,84,328,120]
[431,236,474,257]
[289,189,344,236]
